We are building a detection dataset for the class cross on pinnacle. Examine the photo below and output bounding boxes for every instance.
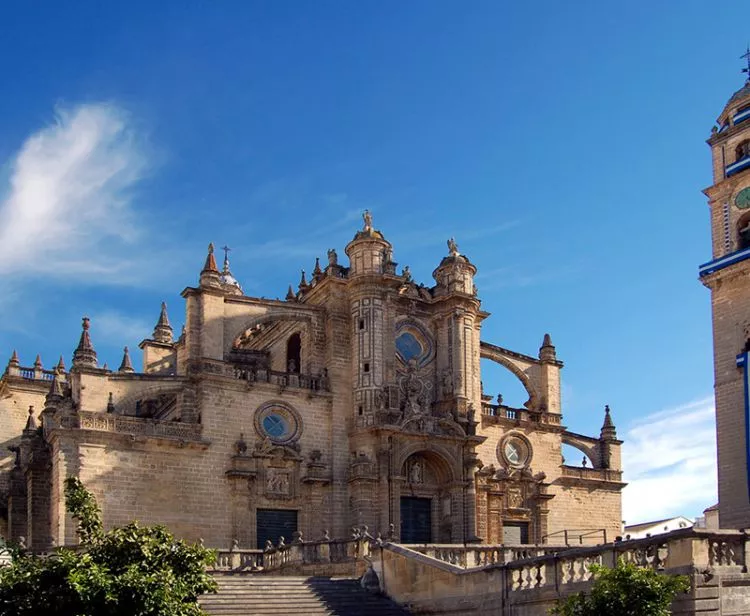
[221,245,231,261]
[742,46,750,80]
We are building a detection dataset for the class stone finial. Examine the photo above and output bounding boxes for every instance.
[285,285,296,302]
[6,350,20,376]
[199,242,222,289]
[107,392,115,413]
[313,257,322,277]
[600,404,617,440]
[33,354,42,369]
[56,355,66,372]
[72,317,97,369]
[24,406,37,432]
[363,209,373,231]
[539,333,557,362]
[118,347,135,373]
[327,249,338,267]
[202,242,218,273]
[447,237,459,257]
[298,270,308,290]
[153,302,173,344]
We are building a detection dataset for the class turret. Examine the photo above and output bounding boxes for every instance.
[344,210,392,277]
[598,405,621,470]
[432,238,477,297]
[537,333,562,414]
[139,303,177,375]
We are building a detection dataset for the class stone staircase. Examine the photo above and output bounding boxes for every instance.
[200,574,410,616]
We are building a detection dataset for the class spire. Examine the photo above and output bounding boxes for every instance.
[6,350,20,376]
[218,245,243,294]
[72,317,97,369]
[33,354,42,369]
[313,257,322,277]
[152,302,173,344]
[56,355,65,372]
[539,333,557,362]
[286,285,296,302]
[199,242,222,289]
[298,269,308,291]
[203,242,218,273]
[600,404,617,440]
[118,347,135,373]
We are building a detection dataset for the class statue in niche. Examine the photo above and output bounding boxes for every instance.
[287,358,297,373]
[363,210,373,231]
[447,237,459,256]
[327,249,338,266]
[408,458,424,484]
[374,387,387,411]
[441,369,453,397]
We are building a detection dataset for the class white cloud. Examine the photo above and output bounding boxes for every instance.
[622,396,717,525]
[0,103,147,278]
[91,311,152,347]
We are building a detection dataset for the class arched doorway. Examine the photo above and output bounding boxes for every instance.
[399,451,456,543]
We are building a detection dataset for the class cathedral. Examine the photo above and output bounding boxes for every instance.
[0,214,623,550]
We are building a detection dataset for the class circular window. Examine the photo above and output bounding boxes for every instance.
[254,401,301,444]
[499,433,532,469]
[395,320,435,367]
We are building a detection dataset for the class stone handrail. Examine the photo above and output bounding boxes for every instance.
[559,465,623,483]
[504,528,746,591]
[405,544,569,568]
[209,529,378,572]
[194,359,330,392]
[481,403,562,426]
[376,529,750,615]
[60,411,205,442]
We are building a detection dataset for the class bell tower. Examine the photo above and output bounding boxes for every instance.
[700,50,750,528]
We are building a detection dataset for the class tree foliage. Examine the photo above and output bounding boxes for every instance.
[0,477,217,616]
[550,559,690,616]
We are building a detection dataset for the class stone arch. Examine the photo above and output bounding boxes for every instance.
[224,310,317,359]
[113,382,188,417]
[480,342,540,410]
[396,442,458,484]
[561,433,600,468]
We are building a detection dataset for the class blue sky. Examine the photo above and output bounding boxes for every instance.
[1,1,747,523]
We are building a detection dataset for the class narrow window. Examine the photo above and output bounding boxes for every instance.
[286,332,301,373]
[358,319,365,330]
[364,362,370,373]
[358,406,364,415]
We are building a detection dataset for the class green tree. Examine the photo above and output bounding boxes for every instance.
[550,559,690,616]
[0,477,217,616]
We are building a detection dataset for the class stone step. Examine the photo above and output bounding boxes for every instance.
[200,575,410,616]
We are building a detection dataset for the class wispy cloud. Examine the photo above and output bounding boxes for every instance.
[622,396,716,524]
[0,103,148,278]
[91,311,152,347]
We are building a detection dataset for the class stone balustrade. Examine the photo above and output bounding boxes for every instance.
[193,359,330,392]
[405,544,568,568]
[375,528,750,615]
[209,528,377,573]
[59,411,206,443]
[480,403,562,426]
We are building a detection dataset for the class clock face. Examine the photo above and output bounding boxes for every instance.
[736,187,750,209]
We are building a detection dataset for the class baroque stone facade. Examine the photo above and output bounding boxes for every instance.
[0,214,623,549]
